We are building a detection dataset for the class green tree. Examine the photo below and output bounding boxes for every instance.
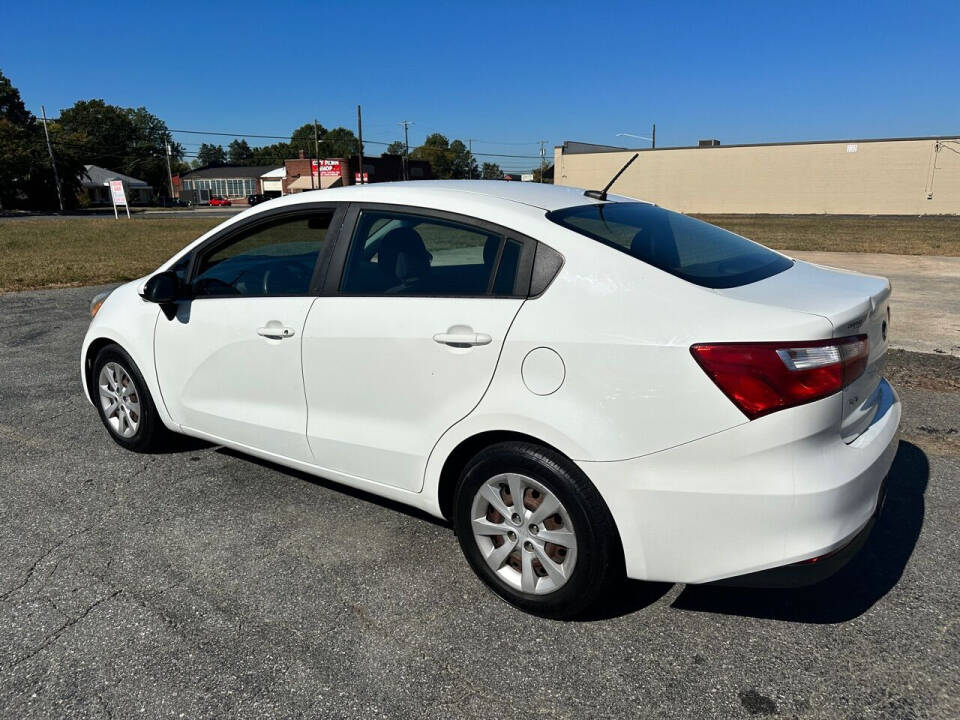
[411,133,452,177]
[56,99,182,197]
[386,141,405,156]
[289,123,324,159]
[0,70,84,209]
[320,126,359,159]
[56,100,135,173]
[481,162,504,180]
[532,164,554,184]
[0,70,36,209]
[125,106,183,194]
[196,143,226,167]
[228,139,254,165]
[411,133,477,179]
[448,139,478,179]
[251,142,294,165]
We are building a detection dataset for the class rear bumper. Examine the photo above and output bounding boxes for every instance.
[708,475,887,588]
[578,379,900,584]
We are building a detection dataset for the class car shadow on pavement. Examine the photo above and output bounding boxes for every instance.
[214,447,452,529]
[155,435,215,454]
[668,441,928,624]
[580,580,675,621]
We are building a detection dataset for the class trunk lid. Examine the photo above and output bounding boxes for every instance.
[718,259,891,441]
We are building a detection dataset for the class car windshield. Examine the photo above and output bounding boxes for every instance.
[546,202,793,289]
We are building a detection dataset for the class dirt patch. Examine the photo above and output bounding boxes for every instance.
[885,349,960,393]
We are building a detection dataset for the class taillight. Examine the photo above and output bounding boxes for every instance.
[690,335,869,420]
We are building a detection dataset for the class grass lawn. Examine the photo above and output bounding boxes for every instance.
[1,214,958,292]
[696,214,960,256]
[0,218,220,292]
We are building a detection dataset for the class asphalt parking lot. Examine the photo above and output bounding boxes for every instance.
[1,286,958,719]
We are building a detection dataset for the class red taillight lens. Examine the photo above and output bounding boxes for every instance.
[690,335,869,420]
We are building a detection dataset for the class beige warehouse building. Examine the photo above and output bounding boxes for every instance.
[554,136,960,215]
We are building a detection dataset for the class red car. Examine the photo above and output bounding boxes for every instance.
[209,196,232,206]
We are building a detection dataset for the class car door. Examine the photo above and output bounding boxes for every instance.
[301,205,534,492]
[154,206,342,462]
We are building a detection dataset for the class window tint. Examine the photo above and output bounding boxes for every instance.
[492,239,522,295]
[546,203,792,289]
[192,213,331,297]
[340,211,520,296]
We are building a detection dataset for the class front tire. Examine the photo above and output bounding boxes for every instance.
[453,441,624,619]
[92,344,172,452]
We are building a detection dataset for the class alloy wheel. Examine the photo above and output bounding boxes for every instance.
[98,362,141,438]
[470,473,578,595]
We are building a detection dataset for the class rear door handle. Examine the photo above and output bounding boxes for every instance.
[433,331,492,347]
[257,325,296,339]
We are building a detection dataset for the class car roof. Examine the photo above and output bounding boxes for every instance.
[261,180,642,212]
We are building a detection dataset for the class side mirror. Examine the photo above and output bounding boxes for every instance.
[141,271,181,304]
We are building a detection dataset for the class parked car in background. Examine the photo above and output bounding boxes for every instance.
[209,196,232,207]
[80,181,899,618]
[247,194,268,206]
[158,197,187,208]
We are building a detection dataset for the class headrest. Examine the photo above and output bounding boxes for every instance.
[379,227,430,282]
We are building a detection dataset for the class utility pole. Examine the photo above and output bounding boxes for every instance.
[652,123,656,149]
[538,140,547,183]
[356,105,364,184]
[40,106,64,212]
[399,120,412,181]
[164,142,176,198]
[313,119,320,190]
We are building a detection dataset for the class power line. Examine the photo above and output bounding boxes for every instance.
[171,128,293,140]
[168,126,543,158]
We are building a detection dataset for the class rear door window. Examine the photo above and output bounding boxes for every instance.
[339,210,523,297]
[546,203,792,289]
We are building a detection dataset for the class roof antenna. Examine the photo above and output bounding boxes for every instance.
[584,152,639,201]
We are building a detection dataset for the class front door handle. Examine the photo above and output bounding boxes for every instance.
[257,324,295,339]
[433,330,492,347]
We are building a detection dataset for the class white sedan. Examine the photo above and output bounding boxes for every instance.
[81,180,900,617]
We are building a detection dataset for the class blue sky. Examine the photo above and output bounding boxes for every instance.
[2,0,957,171]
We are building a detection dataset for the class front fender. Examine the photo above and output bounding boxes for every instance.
[80,282,178,432]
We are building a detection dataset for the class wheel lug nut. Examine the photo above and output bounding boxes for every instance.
[507,531,517,542]
[523,540,534,552]
[529,524,539,535]
[510,513,521,525]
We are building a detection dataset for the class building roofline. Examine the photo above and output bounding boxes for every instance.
[560,134,960,154]
[181,164,280,178]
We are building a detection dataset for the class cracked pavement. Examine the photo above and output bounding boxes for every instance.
[0,285,958,719]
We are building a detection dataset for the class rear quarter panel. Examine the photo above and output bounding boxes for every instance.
[434,224,835,465]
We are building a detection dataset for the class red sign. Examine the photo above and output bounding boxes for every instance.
[312,159,342,177]
[354,173,369,183]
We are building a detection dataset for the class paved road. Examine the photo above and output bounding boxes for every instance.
[791,251,960,357]
[0,286,957,719]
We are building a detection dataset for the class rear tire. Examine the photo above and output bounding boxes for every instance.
[453,441,624,619]
[92,344,173,453]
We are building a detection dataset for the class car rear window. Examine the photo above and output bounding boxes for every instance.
[546,203,792,289]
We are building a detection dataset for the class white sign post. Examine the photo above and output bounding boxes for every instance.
[108,179,130,219]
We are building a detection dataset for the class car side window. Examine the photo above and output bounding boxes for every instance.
[339,210,521,297]
[192,212,332,297]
